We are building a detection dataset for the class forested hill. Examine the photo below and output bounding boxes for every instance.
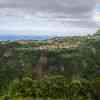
[0,30,100,79]
[0,30,100,99]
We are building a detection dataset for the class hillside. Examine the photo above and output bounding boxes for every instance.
[0,30,100,100]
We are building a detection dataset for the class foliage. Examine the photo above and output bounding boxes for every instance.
[0,30,100,99]
[7,75,100,100]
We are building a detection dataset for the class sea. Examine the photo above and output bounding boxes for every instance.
[0,35,49,41]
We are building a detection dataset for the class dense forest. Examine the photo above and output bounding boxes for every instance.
[0,30,100,100]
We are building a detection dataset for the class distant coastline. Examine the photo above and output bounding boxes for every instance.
[0,35,49,41]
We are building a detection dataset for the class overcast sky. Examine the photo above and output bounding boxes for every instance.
[0,0,100,36]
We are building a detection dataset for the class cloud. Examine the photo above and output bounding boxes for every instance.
[0,0,99,35]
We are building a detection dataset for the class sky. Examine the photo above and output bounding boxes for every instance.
[0,0,100,36]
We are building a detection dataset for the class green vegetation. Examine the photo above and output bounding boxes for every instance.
[0,30,100,100]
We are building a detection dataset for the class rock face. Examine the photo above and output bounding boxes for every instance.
[33,49,48,78]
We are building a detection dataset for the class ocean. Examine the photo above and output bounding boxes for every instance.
[0,35,49,41]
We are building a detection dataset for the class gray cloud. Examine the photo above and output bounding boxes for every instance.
[0,0,99,35]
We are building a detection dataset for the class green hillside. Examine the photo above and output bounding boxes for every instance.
[0,30,100,100]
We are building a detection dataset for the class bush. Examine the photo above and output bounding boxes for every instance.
[8,75,99,99]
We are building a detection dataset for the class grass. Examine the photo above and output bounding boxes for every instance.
[13,97,65,100]
[0,96,66,100]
